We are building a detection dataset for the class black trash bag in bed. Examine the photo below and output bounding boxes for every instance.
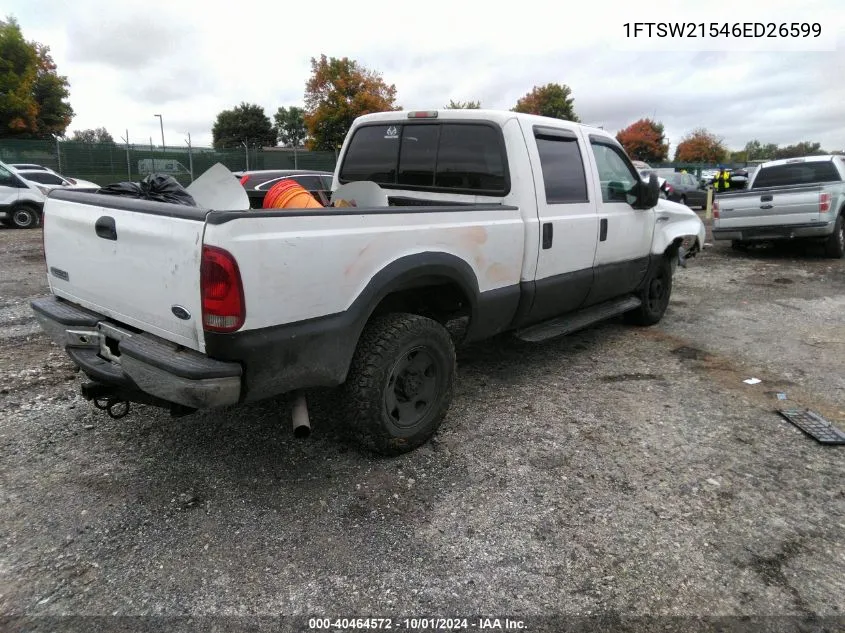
[97,174,197,206]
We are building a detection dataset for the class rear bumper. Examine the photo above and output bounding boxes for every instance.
[30,296,242,409]
[712,220,834,242]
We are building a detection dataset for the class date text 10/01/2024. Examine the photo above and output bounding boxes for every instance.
[623,22,822,38]
[308,618,526,630]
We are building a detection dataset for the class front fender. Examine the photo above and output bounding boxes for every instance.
[651,199,706,256]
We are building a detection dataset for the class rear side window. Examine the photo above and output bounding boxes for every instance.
[752,161,840,188]
[339,122,508,195]
[535,136,588,203]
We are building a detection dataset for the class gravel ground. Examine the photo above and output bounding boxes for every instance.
[1,223,843,631]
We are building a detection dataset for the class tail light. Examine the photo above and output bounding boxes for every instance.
[239,175,249,186]
[200,246,245,333]
[819,192,831,212]
[664,184,674,193]
[712,200,720,219]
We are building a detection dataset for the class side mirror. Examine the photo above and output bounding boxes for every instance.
[632,174,660,209]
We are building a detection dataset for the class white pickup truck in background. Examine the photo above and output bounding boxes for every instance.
[712,155,845,258]
[31,109,705,455]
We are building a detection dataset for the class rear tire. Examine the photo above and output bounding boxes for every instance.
[625,256,673,326]
[11,206,39,229]
[731,240,748,251]
[823,214,844,259]
[342,313,456,456]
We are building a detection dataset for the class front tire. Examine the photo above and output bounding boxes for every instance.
[342,313,456,456]
[823,214,844,259]
[626,256,673,326]
[11,206,39,229]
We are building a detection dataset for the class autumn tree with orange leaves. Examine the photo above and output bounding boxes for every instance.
[303,54,399,151]
[674,128,728,163]
[616,118,668,163]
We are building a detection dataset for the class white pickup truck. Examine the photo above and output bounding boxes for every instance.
[31,109,705,454]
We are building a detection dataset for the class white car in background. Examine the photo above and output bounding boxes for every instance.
[14,169,100,194]
[0,161,46,229]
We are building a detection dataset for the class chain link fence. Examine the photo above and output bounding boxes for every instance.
[1,139,752,188]
[0,139,337,187]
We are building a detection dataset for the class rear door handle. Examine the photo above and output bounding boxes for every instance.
[95,216,117,241]
[599,218,608,241]
[542,222,553,249]
[760,194,773,202]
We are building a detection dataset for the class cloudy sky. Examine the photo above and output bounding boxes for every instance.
[8,0,845,152]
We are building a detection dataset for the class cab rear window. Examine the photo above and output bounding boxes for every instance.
[339,122,508,195]
[752,161,840,188]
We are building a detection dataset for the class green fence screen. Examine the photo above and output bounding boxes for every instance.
[0,139,337,187]
[1,139,754,187]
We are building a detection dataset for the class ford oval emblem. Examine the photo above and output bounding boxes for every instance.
[171,305,191,320]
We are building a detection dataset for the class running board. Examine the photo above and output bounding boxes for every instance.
[515,296,642,343]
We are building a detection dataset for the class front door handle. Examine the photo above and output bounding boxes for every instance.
[600,218,608,242]
[760,204,773,210]
[95,216,117,241]
[542,222,553,249]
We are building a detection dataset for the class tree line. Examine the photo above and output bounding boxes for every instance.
[212,56,829,163]
[0,16,832,162]
[615,120,830,164]
[210,55,579,151]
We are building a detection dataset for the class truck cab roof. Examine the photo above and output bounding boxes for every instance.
[758,155,841,168]
[351,109,619,142]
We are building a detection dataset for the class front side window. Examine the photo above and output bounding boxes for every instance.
[589,142,639,204]
[0,165,21,188]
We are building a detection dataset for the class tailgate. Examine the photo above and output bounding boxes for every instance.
[43,191,208,352]
[717,187,820,228]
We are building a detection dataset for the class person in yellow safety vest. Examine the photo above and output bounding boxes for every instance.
[713,168,731,192]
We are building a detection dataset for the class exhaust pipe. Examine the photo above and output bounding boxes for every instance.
[291,392,311,439]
